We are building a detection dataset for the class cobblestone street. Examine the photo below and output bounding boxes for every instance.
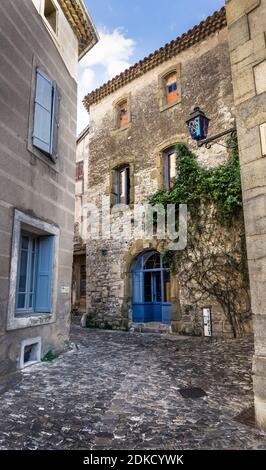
[0,325,266,450]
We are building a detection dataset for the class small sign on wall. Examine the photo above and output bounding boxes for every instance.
[260,123,266,157]
[203,308,212,337]
[61,286,70,294]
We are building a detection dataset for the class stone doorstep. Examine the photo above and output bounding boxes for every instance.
[130,322,172,334]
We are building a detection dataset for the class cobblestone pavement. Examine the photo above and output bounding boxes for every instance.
[0,325,266,450]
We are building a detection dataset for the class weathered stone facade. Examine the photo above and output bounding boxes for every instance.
[83,8,250,337]
[0,0,97,378]
[225,0,266,430]
[72,126,90,315]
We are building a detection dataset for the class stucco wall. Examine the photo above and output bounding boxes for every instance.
[32,0,79,80]
[0,0,77,373]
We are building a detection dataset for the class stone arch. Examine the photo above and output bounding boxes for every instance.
[121,239,182,331]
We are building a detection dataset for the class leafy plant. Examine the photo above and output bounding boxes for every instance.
[149,140,251,337]
[149,141,242,223]
[41,350,58,362]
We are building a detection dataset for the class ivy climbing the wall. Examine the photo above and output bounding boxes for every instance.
[150,141,242,223]
[150,140,251,338]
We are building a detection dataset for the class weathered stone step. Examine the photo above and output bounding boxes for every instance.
[130,322,172,334]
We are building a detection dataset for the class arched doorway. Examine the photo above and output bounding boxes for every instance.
[131,250,171,324]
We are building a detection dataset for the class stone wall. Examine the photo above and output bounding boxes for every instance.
[85,25,244,336]
[72,128,90,315]
[0,0,77,374]
[225,0,266,430]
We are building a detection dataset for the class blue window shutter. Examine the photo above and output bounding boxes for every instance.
[50,83,60,161]
[35,236,54,313]
[32,68,53,155]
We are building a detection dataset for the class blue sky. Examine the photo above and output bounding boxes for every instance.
[78,0,224,132]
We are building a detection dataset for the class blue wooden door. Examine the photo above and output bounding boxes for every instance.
[132,251,171,324]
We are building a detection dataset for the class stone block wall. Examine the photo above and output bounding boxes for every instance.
[0,0,77,373]
[226,0,266,430]
[85,24,247,337]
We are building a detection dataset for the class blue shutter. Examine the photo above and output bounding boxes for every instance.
[35,236,54,313]
[50,83,60,161]
[32,68,53,155]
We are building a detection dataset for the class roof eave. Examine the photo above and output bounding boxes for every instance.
[58,0,99,60]
[84,7,227,110]
[77,0,99,60]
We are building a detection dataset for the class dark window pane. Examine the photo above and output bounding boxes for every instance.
[169,82,177,93]
[144,272,152,302]
[17,235,38,312]
[21,236,29,250]
[17,293,25,309]
[18,250,28,292]
[144,252,161,269]
[154,272,162,302]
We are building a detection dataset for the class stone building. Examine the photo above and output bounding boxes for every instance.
[0,0,98,377]
[72,125,90,315]
[225,0,266,430]
[82,7,251,337]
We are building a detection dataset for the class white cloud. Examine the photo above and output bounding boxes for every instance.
[77,27,136,134]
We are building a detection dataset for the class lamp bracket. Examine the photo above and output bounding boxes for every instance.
[197,127,237,149]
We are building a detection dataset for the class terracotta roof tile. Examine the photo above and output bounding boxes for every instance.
[84,7,226,109]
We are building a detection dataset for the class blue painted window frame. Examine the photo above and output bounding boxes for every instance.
[32,68,59,162]
[15,232,54,315]
[16,234,38,313]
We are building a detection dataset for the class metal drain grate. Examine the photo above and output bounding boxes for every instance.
[234,406,256,428]
[179,387,207,399]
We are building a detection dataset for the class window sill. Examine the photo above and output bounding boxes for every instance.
[111,203,133,211]
[111,124,131,136]
[7,312,55,331]
[160,101,180,112]
[27,143,60,174]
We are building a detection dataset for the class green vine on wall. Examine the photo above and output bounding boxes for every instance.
[150,140,251,338]
[150,141,242,223]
